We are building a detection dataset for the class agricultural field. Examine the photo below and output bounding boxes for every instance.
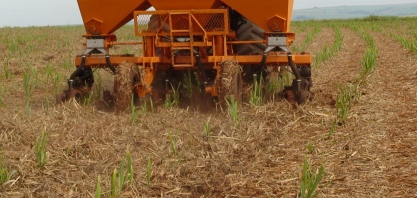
[0,16,417,197]
[292,3,417,20]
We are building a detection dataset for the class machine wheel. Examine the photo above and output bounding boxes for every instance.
[231,71,243,104]
[218,60,243,104]
[113,62,140,112]
[284,87,295,104]
[236,18,266,81]
[298,90,311,104]
[235,18,290,102]
[55,87,91,105]
[284,79,312,105]
[68,89,84,104]
[56,92,66,104]
[102,90,114,106]
[236,18,266,55]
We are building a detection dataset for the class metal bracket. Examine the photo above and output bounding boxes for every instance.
[265,36,289,53]
[81,38,116,73]
[83,38,108,55]
[267,36,286,46]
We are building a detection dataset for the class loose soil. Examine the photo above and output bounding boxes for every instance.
[0,18,417,197]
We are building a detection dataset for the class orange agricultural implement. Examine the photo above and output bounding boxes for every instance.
[57,0,313,107]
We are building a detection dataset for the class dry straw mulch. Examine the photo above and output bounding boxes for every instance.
[1,20,417,197]
[1,98,314,197]
[218,60,242,101]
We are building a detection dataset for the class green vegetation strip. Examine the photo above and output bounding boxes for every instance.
[226,97,239,128]
[391,34,417,54]
[106,152,134,198]
[331,22,378,129]
[313,25,343,67]
[35,130,47,168]
[0,154,17,185]
[300,156,325,198]
[292,26,321,52]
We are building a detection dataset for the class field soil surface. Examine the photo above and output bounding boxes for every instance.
[0,17,417,197]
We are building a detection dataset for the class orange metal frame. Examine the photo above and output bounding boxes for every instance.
[75,9,311,97]
[76,0,295,36]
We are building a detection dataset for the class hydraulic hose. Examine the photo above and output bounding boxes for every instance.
[105,55,116,74]
[287,52,302,93]
[165,66,174,91]
[195,54,208,87]
[251,52,267,74]
[70,55,86,80]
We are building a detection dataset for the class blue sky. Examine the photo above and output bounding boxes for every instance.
[0,0,416,27]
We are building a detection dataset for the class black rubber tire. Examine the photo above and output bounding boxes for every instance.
[235,18,266,55]
[113,62,140,112]
[231,71,243,104]
[218,60,243,104]
[217,71,243,105]
[68,89,83,104]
